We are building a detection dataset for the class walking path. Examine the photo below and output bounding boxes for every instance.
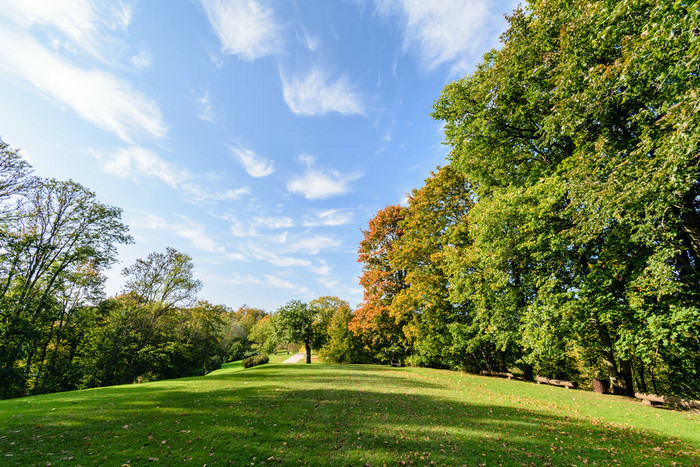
[282,352,306,363]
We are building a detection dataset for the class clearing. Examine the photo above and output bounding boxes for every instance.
[1,356,698,465]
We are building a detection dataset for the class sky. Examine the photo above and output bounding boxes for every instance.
[0,0,519,311]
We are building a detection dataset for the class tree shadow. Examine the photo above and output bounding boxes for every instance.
[1,366,698,466]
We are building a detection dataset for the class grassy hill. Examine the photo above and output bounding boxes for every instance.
[1,355,698,465]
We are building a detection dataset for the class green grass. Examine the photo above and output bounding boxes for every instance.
[1,360,698,466]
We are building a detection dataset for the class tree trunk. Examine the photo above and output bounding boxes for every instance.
[305,341,311,364]
[597,323,634,396]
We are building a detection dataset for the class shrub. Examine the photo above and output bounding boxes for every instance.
[242,354,269,368]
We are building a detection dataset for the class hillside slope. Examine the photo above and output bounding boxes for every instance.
[1,360,698,465]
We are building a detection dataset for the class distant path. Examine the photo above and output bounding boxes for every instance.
[282,352,306,363]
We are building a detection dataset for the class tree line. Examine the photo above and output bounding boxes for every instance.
[0,139,356,398]
[347,0,699,398]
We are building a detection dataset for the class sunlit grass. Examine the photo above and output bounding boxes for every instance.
[1,360,698,465]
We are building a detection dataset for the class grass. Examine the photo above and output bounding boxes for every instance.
[1,358,698,466]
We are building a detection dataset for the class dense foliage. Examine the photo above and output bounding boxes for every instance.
[0,140,271,398]
[354,0,700,398]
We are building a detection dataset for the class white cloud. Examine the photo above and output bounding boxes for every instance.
[196,90,215,123]
[130,49,151,68]
[254,216,294,229]
[318,277,340,290]
[0,0,99,53]
[375,0,509,75]
[0,28,166,143]
[110,1,133,31]
[229,146,274,177]
[304,209,354,227]
[287,155,362,200]
[298,28,319,51]
[264,274,311,295]
[201,0,283,60]
[248,244,311,268]
[129,213,230,255]
[99,146,189,186]
[288,236,340,255]
[0,0,135,60]
[174,217,225,253]
[95,146,248,202]
[281,67,364,116]
[309,260,331,276]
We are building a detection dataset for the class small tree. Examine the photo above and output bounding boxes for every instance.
[274,300,319,364]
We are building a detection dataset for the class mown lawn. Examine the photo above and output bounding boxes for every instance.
[1,357,698,465]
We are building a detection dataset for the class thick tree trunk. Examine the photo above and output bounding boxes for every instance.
[305,341,311,364]
[597,323,634,396]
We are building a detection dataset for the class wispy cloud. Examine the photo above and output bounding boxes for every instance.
[288,236,340,255]
[0,28,166,143]
[281,66,364,116]
[196,90,215,123]
[130,49,151,68]
[297,27,320,52]
[304,209,354,227]
[129,213,230,255]
[201,0,284,60]
[1,0,135,60]
[264,274,311,295]
[309,260,331,276]
[94,146,248,202]
[1,0,99,54]
[287,155,362,200]
[374,0,509,75]
[254,216,294,229]
[228,145,275,177]
[248,244,311,267]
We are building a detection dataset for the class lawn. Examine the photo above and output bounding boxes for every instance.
[0,358,698,465]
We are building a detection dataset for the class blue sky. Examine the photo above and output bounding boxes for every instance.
[0,0,518,311]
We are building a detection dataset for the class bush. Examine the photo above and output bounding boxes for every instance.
[242,354,269,368]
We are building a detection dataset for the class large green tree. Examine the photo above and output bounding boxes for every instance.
[275,300,320,364]
[0,172,131,397]
[433,0,700,396]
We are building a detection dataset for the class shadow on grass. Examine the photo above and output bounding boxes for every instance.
[1,366,698,466]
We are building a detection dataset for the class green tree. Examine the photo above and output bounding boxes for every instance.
[433,0,700,396]
[122,247,202,312]
[275,300,320,364]
[318,303,367,364]
[0,175,131,397]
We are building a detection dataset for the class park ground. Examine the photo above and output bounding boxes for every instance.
[0,354,698,465]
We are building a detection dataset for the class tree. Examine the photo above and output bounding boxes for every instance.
[432,0,700,396]
[350,205,407,365]
[391,166,474,369]
[122,247,201,311]
[318,302,367,364]
[249,314,278,354]
[275,300,320,364]
[309,296,348,350]
[0,176,131,397]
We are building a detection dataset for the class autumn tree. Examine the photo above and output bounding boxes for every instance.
[350,205,407,365]
[391,166,474,369]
